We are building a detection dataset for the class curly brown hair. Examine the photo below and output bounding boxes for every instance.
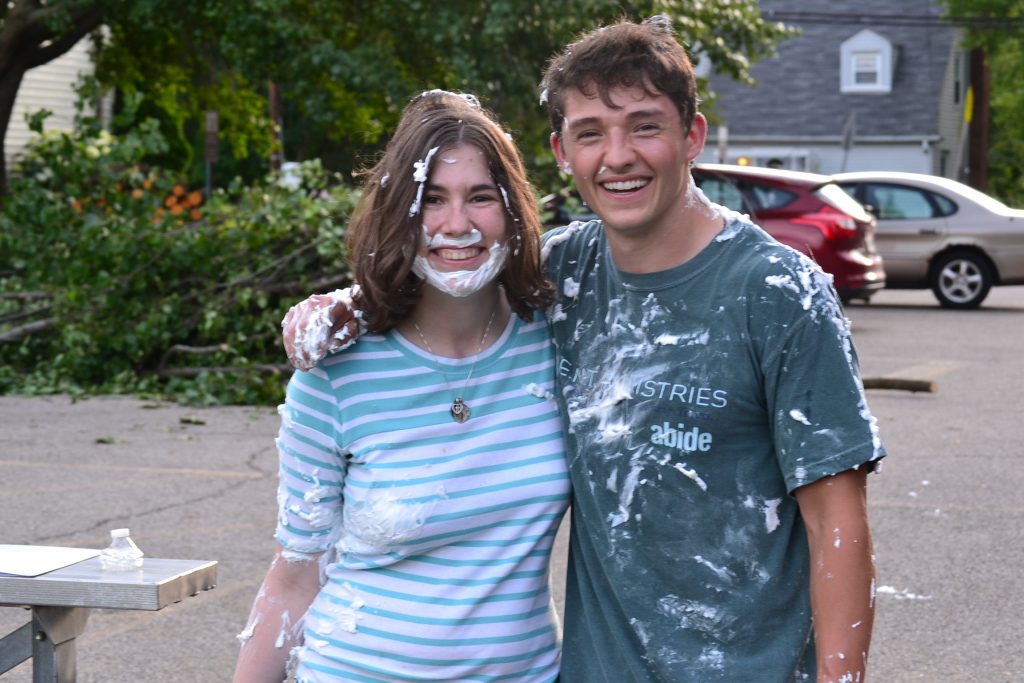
[540,15,699,138]
[347,90,554,333]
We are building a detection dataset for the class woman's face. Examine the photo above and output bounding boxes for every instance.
[413,143,510,296]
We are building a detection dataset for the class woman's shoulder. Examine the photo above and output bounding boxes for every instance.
[313,332,401,373]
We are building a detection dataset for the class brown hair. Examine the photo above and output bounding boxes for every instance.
[540,15,698,137]
[347,90,554,332]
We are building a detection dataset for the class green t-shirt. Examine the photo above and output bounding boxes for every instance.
[544,218,885,682]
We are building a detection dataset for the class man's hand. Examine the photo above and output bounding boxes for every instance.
[281,286,365,371]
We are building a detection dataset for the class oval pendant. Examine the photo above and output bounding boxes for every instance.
[451,398,470,423]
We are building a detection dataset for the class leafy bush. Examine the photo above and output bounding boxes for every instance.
[0,115,356,405]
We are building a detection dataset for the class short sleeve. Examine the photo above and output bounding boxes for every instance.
[761,271,885,493]
[274,366,347,554]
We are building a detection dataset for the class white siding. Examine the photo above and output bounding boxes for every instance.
[697,141,937,175]
[5,37,95,171]
[811,143,936,175]
[935,36,969,179]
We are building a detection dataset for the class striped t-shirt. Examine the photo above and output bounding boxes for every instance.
[275,311,570,682]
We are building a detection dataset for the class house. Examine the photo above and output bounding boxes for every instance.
[697,0,973,181]
[4,36,97,172]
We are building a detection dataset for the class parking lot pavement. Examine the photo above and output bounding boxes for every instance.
[844,286,1024,682]
[0,395,281,682]
[1,286,1022,681]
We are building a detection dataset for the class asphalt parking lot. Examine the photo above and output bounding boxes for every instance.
[841,286,1024,682]
[1,286,1022,682]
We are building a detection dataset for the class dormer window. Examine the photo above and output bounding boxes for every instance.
[841,30,893,94]
[852,52,881,86]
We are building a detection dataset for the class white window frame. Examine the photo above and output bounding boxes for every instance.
[851,51,882,86]
[840,30,893,94]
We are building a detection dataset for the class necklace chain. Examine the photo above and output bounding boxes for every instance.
[412,307,498,423]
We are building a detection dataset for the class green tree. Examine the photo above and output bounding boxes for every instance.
[941,0,1024,204]
[1,1,794,405]
[2,1,791,195]
[0,0,102,196]
[0,108,357,405]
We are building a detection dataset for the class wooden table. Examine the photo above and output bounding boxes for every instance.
[0,556,217,682]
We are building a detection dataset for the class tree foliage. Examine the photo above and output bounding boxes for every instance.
[0,106,356,405]
[0,0,103,195]
[941,0,1024,204]
[3,1,792,194]
[0,1,793,404]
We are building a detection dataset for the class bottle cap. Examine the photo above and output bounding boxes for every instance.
[111,528,130,538]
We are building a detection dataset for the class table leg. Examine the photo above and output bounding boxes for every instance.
[31,606,90,683]
[0,621,33,674]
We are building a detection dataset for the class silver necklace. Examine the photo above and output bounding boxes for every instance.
[412,308,498,423]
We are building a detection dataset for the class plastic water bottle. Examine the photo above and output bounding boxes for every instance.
[99,528,144,570]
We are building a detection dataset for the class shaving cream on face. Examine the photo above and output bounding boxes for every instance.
[424,227,483,250]
[412,226,509,297]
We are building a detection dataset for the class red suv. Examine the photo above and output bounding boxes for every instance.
[692,164,886,302]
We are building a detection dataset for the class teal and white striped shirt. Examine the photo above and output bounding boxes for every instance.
[276,311,570,682]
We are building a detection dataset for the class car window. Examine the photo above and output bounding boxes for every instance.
[744,183,797,210]
[695,177,746,212]
[861,184,937,220]
[932,192,957,217]
[815,183,873,222]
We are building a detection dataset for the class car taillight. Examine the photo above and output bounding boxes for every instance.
[791,205,859,239]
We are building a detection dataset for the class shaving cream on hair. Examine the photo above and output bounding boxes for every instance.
[409,146,441,217]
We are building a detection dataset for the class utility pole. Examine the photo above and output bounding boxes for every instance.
[966,47,989,192]
[840,111,856,172]
[204,111,218,199]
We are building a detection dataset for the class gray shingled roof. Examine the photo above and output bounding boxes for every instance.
[706,0,955,139]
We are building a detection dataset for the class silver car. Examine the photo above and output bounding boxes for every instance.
[834,171,1024,308]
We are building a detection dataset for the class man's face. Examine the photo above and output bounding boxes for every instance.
[551,84,706,244]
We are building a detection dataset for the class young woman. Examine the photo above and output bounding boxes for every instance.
[232,91,569,683]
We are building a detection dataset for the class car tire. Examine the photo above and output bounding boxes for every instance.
[929,250,993,309]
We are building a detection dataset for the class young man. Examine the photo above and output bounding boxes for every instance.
[281,16,884,682]
[536,16,883,683]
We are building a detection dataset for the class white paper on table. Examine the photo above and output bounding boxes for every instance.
[0,545,101,577]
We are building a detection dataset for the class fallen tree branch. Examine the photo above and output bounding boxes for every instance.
[0,304,53,325]
[862,377,937,393]
[215,241,322,292]
[0,317,57,343]
[153,363,292,378]
[259,271,352,296]
[158,343,235,370]
[0,291,50,301]
[165,344,233,354]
